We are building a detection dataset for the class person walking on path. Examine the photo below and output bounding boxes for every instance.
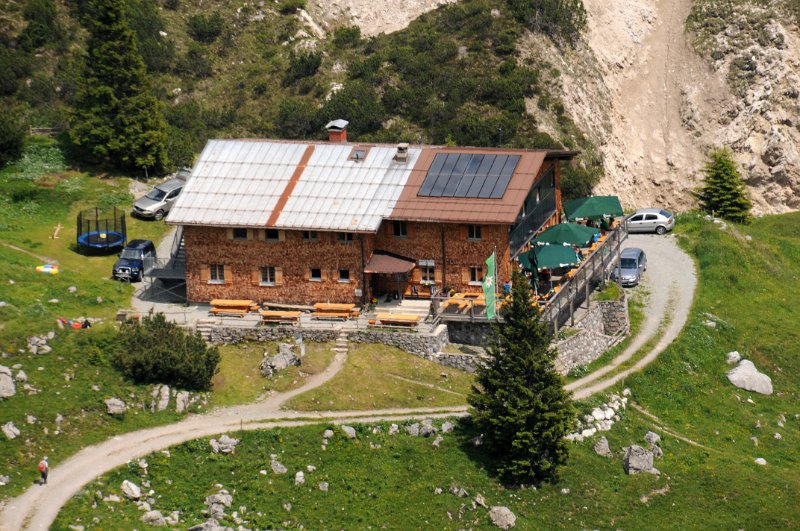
[38,456,48,485]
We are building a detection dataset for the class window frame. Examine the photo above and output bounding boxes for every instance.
[421,265,435,283]
[260,265,276,286]
[338,269,350,283]
[338,232,354,243]
[392,220,407,238]
[209,264,225,284]
[232,228,248,241]
[467,224,482,241]
[469,265,483,286]
[310,268,322,281]
[265,229,281,242]
[302,230,318,242]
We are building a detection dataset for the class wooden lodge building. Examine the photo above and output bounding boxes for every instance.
[167,121,577,306]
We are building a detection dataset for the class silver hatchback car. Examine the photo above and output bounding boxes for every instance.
[610,247,647,287]
[133,177,185,221]
[627,208,674,235]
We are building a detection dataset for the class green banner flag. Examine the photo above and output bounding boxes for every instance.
[482,251,496,319]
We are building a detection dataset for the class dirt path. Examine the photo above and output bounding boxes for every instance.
[567,233,696,399]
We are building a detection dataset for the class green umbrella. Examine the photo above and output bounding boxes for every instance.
[525,245,581,271]
[563,196,624,221]
[533,223,600,247]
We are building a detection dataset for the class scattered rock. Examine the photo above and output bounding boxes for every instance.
[14,370,27,382]
[449,486,469,497]
[68,286,77,293]
[105,397,126,415]
[91,384,100,392]
[441,421,454,433]
[26,415,36,424]
[121,480,142,500]
[644,431,661,446]
[175,391,190,413]
[488,506,516,529]
[774,432,782,440]
[210,434,239,454]
[751,436,759,446]
[323,429,334,439]
[142,510,166,526]
[270,455,287,474]
[0,366,16,398]
[406,423,420,436]
[474,493,488,508]
[341,425,356,439]
[470,434,484,446]
[754,457,767,465]
[294,471,305,485]
[283,502,292,512]
[2,422,19,440]
[432,435,444,448]
[260,343,300,377]
[319,481,329,492]
[103,494,121,503]
[68,525,84,531]
[306,464,316,472]
[0,475,9,486]
[153,385,170,412]
[623,445,660,475]
[726,351,742,365]
[561,488,570,494]
[388,424,399,435]
[434,487,442,494]
[727,360,773,395]
[48,299,59,304]
[594,437,613,458]
[420,418,437,437]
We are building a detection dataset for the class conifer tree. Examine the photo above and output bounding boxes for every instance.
[697,147,752,224]
[468,269,574,485]
[70,0,168,173]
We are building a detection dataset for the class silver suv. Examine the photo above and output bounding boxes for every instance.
[627,208,674,235]
[133,176,186,221]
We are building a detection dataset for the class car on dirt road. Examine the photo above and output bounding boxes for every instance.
[112,239,156,282]
[610,247,647,287]
[132,170,189,220]
[626,208,675,234]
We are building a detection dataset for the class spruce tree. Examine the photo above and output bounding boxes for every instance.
[70,0,168,173]
[698,147,752,224]
[468,269,574,485]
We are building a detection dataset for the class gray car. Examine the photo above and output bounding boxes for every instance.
[610,247,647,287]
[626,208,675,235]
[133,177,185,220]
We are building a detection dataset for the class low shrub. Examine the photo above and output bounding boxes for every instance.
[333,26,361,48]
[112,312,220,391]
[277,0,306,14]
[187,12,224,44]
[285,50,322,84]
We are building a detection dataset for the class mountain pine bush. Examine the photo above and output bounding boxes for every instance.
[697,147,752,224]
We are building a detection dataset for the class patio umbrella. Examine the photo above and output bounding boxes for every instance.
[563,196,624,222]
[526,245,581,271]
[533,223,600,247]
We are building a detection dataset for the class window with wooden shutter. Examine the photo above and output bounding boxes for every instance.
[434,268,442,283]
[461,267,470,284]
[200,266,210,282]
[278,230,285,242]
[412,268,422,282]
[250,269,260,286]
[275,267,284,286]
[310,268,321,281]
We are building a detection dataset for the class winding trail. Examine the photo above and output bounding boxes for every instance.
[0,234,696,530]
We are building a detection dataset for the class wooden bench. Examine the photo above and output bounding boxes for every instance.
[259,310,300,325]
[209,299,256,318]
[375,313,420,327]
[312,311,351,320]
[312,302,355,321]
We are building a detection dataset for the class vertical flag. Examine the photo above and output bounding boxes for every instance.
[482,251,496,319]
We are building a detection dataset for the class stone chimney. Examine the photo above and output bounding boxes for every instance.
[325,119,349,143]
[394,143,409,162]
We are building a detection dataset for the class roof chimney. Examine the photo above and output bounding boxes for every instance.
[325,119,349,143]
[394,142,409,162]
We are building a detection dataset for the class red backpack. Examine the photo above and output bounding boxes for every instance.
[38,461,46,472]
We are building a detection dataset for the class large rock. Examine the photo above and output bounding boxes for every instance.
[14,370,27,382]
[0,366,15,399]
[2,422,20,440]
[644,431,661,446]
[726,351,742,365]
[260,344,300,378]
[141,510,166,526]
[105,397,126,415]
[155,385,170,411]
[727,360,773,395]
[488,506,516,529]
[341,425,356,439]
[623,445,660,475]
[270,455,287,474]
[175,391,190,413]
[121,480,142,499]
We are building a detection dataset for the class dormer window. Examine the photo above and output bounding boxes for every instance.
[348,146,369,162]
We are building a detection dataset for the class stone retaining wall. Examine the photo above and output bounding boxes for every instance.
[554,296,628,375]
[445,320,496,346]
[209,326,338,345]
[348,325,449,358]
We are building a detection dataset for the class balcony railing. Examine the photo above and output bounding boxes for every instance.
[509,188,557,257]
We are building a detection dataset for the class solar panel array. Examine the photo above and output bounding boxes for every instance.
[417,153,520,199]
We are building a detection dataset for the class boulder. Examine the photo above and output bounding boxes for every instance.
[726,351,742,365]
[0,475,9,486]
[175,391,190,413]
[0,366,15,398]
[205,491,233,508]
[405,423,420,436]
[105,397,126,415]
[319,481,329,492]
[623,445,659,475]
[488,506,517,529]
[323,429,334,439]
[727,360,773,395]
[644,431,661,446]
[14,370,27,382]
[260,344,300,378]
[441,421,454,433]
[294,471,305,485]
[432,435,444,448]
[420,419,437,438]
[270,455,287,474]
[153,385,170,411]
[103,494,121,503]
[141,510,166,526]
[388,423,399,435]
[341,425,356,439]
[2,421,19,440]
[754,457,767,465]
[121,480,142,499]
[593,436,613,458]
[210,434,239,454]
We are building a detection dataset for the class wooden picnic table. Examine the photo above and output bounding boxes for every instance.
[376,313,420,326]
[259,310,300,324]
[312,302,356,320]
[209,299,257,316]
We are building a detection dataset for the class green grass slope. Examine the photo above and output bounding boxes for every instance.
[55,212,800,528]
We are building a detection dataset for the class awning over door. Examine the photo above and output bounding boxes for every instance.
[364,252,416,274]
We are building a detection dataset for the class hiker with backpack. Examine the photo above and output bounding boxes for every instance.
[38,457,48,485]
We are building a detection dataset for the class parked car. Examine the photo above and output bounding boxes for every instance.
[133,174,187,220]
[610,247,647,287]
[112,240,156,282]
[626,208,675,234]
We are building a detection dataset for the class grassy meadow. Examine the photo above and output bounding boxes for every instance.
[56,212,800,529]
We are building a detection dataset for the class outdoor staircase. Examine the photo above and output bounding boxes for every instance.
[195,318,218,341]
[331,331,349,356]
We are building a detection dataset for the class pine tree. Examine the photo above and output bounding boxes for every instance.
[468,269,574,485]
[697,147,752,224]
[70,0,168,173]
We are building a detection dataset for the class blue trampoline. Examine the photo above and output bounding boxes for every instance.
[77,207,127,252]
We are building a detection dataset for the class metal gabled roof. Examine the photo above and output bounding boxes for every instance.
[275,145,420,232]
[167,140,309,227]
